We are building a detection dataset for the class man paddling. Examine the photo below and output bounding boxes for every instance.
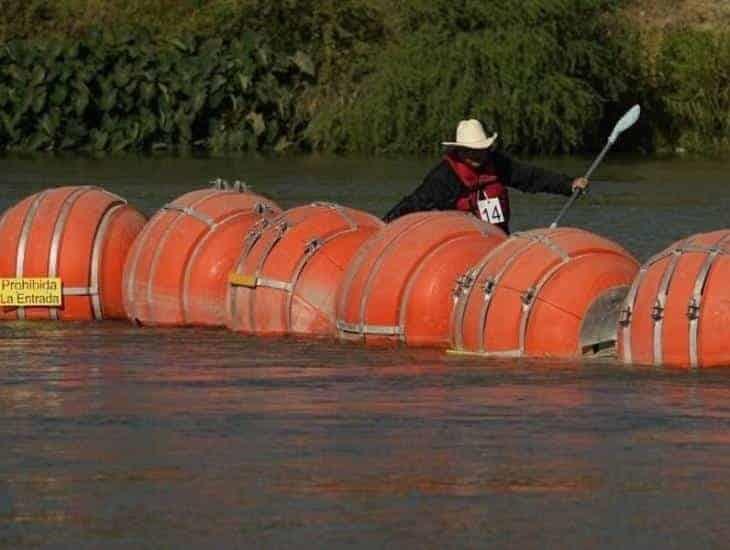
[383,119,589,233]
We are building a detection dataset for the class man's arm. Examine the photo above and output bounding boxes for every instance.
[383,161,463,222]
[493,151,574,196]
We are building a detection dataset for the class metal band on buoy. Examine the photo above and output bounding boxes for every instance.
[451,227,638,358]
[227,203,383,336]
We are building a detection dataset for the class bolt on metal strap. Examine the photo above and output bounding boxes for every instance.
[254,203,275,215]
[687,297,700,320]
[521,286,536,306]
[304,238,323,255]
[453,273,475,297]
[482,277,496,297]
[618,305,632,327]
[651,301,664,321]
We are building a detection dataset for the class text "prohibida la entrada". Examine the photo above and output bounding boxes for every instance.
[0,278,62,307]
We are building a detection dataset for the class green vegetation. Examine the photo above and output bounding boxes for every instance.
[655,29,730,153]
[0,0,728,154]
[306,0,633,154]
[0,28,313,152]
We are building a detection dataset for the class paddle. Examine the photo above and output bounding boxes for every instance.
[549,104,641,229]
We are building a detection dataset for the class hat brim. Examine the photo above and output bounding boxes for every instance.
[442,133,498,150]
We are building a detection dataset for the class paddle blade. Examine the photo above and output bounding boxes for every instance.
[609,104,640,144]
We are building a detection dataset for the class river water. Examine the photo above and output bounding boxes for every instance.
[1,153,730,547]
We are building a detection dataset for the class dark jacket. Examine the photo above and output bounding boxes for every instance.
[383,150,574,222]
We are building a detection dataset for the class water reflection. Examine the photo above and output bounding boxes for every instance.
[2,322,730,544]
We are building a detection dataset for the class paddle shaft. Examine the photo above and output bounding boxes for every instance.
[549,138,614,229]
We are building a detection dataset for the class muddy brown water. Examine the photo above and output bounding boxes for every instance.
[1,153,730,547]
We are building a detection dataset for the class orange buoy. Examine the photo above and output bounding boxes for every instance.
[0,186,146,321]
[336,211,506,347]
[618,230,730,368]
[226,202,383,336]
[450,227,639,358]
[123,182,280,327]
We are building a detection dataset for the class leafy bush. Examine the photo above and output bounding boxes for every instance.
[655,28,730,153]
[0,28,314,152]
[1,0,728,154]
[306,0,633,154]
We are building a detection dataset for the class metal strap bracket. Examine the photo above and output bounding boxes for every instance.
[161,204,215,226]
[483,277,496,296]
[453,272,475,297]
[309,201,337,209]
[244,219,269,243]
[211,178,249,193]
[63,286,98,296]
[651,301,664,321]
[521,286,536,306]
[336,320,404,336]
[687,297,700,321]
[304,238,323,255]
[254,203,274,215]
[618,305,632,327]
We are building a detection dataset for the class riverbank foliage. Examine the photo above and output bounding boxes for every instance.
[0,29,313,152]
[655,29,730,153]
[0,0,727,154]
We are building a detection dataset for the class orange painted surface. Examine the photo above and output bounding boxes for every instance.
[0,186,146,321]
[227,203,383,337]
[452,227,639,358]
[622,256,668,365]
[526,253,638,356]
[336,212,506,347]
[618,230,730,368]
[699,256,730,367]
[660,252,705,366]
[122,188,279,327]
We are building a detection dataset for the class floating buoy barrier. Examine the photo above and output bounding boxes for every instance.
[450,227,639,358]
[336,212,506,347]
[0,186,146,320]
[226,203,383,336]
[618,230,730,368]
[123,182,280,327]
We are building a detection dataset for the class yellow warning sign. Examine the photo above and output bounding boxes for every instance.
[0,278,62,307]
[228,273,257,288]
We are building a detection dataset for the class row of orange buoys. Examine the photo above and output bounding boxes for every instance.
[1,183,730,369]
[336,211,505,347]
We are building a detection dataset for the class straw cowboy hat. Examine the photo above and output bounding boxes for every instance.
[442,119,498,149]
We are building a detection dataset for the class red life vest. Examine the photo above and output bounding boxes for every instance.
[445,153,511,233]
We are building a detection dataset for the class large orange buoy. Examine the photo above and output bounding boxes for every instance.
[450,227,639,358]
[336,211,506,347]
[123,181,280,327]
[618,230,730,368]
[226,202,383,336]
[0,186,146,321]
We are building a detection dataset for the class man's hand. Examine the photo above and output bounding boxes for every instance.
[571,177,589,193]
